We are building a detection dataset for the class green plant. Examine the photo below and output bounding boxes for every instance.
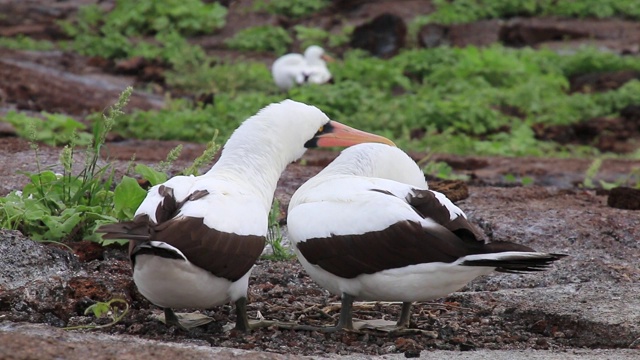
[111,92,281,143]
[582,159,640,190]
[503,173,534,186]
[61,0,226,37]
[421,160,470,181]
[255,0,331,19]
[0,35,55,51]
[0,87,133,243]
[165,58,273,95]
[224,25,292,55]
[263,199,293,261]
[294,25,329,50]
[2,111,93,146]
[421,0,640,25]
[59,0,225,60]
[64,298,129,330]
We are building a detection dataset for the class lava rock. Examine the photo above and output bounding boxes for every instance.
[350,13,406,58]
[608,186,640,210]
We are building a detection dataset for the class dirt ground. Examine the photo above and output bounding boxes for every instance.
[1,0,640,359]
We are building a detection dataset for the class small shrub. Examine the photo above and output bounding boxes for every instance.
[255,0,331,19]
[0,87,134,243]
[2,111,93,147]
[64,298,129,330]
[225,25,292,55]
[262,199,293,261]
[0,35,55,51]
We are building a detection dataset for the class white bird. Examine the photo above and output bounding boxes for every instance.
[96,100,394,332]
[271,45,333,91]
[287,143,566,332]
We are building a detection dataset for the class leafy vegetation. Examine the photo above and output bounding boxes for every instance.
[64,298,129,330]
[0,35,55,51]
[110,44,640,159]
[254,0,331,19]
[0,87,223,246]
[62,0,226,37]
[422,160,470,181]
[582,158,640,189]
[263,199,293,261]
[2,111,93,147]
[0,88,133,243]
[165,58,274,95]
[418,0,640,26]
[59,0,226,60]
[224,25,293,55]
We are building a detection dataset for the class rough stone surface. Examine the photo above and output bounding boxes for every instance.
[608,186,640,210]
[350,13,407,58]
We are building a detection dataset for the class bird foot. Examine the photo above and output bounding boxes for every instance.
[272,322,348,333]
[153,311,215,330]
[222,318,286,332]
[353,319,428,335]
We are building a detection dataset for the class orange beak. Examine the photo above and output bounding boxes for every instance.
[321,54,335,63]
[315,121,395,147]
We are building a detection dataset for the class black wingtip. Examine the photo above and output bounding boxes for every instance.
[462,253,567,273]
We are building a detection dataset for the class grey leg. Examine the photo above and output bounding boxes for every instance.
[163,308,188,330]
[277,293,355,333]
[335,293,355,330]
[396,301,412,328]
[234,297,251,332]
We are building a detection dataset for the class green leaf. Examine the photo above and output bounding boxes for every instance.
[84,301,111,318]
[113,176,148,220]
[134,164,167,186]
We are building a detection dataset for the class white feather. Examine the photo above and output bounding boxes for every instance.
[129,100,340,307]
[288,143,556,303]
[272,46,332,91]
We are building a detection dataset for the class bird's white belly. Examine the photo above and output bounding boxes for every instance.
[295,250,493,301]
[133,255,250,309]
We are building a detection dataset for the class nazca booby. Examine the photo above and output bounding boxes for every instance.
[272,45,333,91]
[287,143,566,332]
[96,100,394,332]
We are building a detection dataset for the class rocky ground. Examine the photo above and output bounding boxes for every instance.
[1,137,640,359]
[1,0,640,359]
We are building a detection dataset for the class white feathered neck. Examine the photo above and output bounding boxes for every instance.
[205,100,328,210]
[313,143,428,189]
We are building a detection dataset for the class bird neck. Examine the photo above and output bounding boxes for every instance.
[205,139,297,212]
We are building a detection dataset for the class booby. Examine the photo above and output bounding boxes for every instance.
[271,45,333,91]
[96,100,394,332]
[287,143,566,332]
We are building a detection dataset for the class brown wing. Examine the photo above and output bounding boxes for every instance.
[296,188,517,279]
[405,189,486,244]
[97,185,265,282]
[297,219,476,279]
[151,216,265,281]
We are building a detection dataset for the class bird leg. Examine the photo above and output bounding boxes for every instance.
[396,301,413,328]
[349,301,419,333]
[233,297,252,332]
[162,308,190,331]
[275,293,355,333]
[157,308,215,330]
[233,297,282,332]
[336,293,355,330]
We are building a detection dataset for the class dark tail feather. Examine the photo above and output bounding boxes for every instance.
[461,253,567,273]
[95,214,150,242]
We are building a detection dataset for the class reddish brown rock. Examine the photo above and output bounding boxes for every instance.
[608,186,640,210]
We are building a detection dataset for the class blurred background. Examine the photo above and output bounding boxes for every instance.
[1,0,639,158]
